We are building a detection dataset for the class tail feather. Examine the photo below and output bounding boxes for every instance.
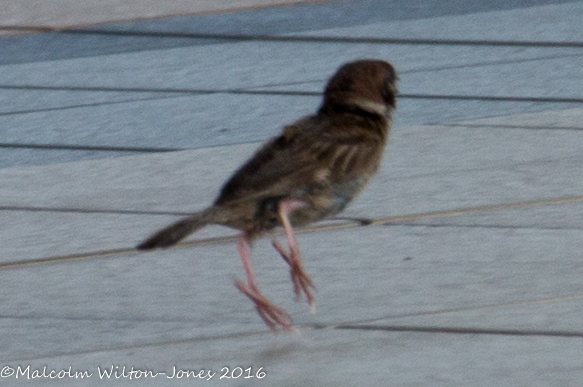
[137,208,214,250]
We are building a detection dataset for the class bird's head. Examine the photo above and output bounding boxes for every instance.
[321,59,398,118]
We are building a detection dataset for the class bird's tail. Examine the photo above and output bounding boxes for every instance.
[137,207,217,250]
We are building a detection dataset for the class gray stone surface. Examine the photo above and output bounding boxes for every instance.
[4,224,583,356]
[380,296,583,332]
[307,1,583,42]
[1,38,580,167]
[2,3,582,168]
[0,0,315,29]
[2,109,582,214]
[2,43,578,91]
[0,144,257,210]
[2,0,572,64]
[2,0,583,385]
[1,92,576,169]
[407,201,583,229]
[454,106,583,128]
[0,94,313,150]
[0,88,171,115]
[6,329,583,386]
[0,148,140,169]
[403,55,583,98]
[0,210,236,263]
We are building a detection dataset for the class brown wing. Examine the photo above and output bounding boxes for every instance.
[214,114,385,207]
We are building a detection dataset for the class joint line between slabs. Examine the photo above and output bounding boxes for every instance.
[0,142,181,153]
[1,85,581,104]
[1,194,583,271]
[316,295,583,328]
[440,123,583,131]
[331,324,583,338]
[12,294,581,361]
[2,27,582,48]
[8,329,270,364]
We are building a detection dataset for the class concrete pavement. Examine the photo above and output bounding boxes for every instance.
[1,0,583,385]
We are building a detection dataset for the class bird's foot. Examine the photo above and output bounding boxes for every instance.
[234,279,294,331]
[272,239,316,313]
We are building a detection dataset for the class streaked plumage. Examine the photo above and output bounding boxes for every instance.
[137,59,398,330]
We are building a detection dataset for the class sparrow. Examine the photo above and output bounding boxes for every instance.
[137,59,398,331]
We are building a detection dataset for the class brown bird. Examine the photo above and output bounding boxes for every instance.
[137,59,398,331]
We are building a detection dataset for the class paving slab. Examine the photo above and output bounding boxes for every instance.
[96,0,577,36]
[2,2,583,385]
[4,329,583,386]
[3,224,583,357]
[3,0,574,65]
[0,88,172,115]
[1,42,577,91]
[1,108,582,214]
[0,148,142,169]
[0,144,257,210]
[0,210,236,263]
[0,0,322,31]
[2,107,580,367]
[2,104,582,262]
[3,191,583,266]
[249,52,583,99]
[0,94,313,150]
[402,55,583,99]
[2,37,580,167]
[1,99,575,169]
[1,92,576,169]
[406,201,583,230]
[399,99,573,126]
[453,106,583,128]
[371,296,583,332]
[0,32,227,64]
[305,1,583,42]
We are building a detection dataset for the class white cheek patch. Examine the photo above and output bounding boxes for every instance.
[351,99,388,117]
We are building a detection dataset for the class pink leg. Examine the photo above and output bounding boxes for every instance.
[272,200,316,312]
[234,234,293,331]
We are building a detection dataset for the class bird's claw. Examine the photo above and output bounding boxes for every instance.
[234,279,293,331]
[272,239,316,311]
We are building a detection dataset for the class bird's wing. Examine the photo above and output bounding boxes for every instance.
[214,115,381,206]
